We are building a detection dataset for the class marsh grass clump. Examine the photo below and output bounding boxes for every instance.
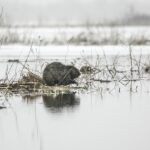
[19,72,43,84]
[80,66,94,74]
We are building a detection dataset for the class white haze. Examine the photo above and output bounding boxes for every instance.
[0,0,150,25]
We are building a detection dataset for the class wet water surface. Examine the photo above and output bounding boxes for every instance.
[0,91,150,150]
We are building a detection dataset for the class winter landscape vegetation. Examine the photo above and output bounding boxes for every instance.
[0,1,150,150]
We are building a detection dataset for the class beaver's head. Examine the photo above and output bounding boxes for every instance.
[66,66,80,79]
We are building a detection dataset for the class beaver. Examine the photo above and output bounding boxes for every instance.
[43,62,80,86]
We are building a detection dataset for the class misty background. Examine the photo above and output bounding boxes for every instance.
[0,0,150,26]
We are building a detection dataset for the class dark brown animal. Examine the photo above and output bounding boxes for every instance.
[43,62,80,86]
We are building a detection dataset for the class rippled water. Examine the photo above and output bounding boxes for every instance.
[0,45,150,150]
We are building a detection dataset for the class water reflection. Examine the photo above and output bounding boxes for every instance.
[42,92,80,113]
[22,94,41,103]
[22,92,80,113]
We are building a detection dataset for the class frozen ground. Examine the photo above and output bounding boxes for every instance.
[0,45,150,61]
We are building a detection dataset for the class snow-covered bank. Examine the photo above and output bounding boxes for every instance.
[0,45,150,60]
[0,26,150,45]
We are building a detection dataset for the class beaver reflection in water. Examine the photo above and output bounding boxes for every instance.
[42,93,80,112]
[43,62,80,86]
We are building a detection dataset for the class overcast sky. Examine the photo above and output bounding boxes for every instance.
[1,0,150,25]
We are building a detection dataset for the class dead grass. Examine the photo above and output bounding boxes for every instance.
[0,27,150,45]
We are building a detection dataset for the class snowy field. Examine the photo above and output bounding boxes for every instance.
[0,45,150,62]
[0,26,150,45]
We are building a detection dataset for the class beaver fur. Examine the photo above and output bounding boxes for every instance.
[43,62,80,86]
